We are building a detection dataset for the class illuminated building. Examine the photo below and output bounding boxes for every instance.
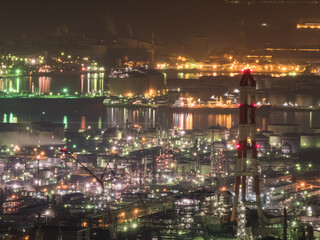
[297,19,320,29]
[175,197,200,232]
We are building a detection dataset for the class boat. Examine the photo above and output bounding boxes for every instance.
[103,96,157,108]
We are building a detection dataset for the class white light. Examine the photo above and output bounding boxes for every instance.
[115,183,122,190]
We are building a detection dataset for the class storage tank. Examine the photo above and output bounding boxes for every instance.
[282,133,300,153]
[315,134,320,148]
[269,135,281,147]
[268,93,287,106]
[137,67,165,92]
[296,94,313,107]
[300,135,315,148]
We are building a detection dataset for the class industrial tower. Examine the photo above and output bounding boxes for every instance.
[210,143,226,177]
[231,69,265,224]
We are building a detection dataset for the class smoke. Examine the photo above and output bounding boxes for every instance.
[54,25,69,37]
[54,26,61,36]
[105,15,117,37]
[126,22,133,38]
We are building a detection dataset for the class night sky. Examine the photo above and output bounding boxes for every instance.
[1,0,320,48]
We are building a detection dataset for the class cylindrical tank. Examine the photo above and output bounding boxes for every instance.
[269,135,281,147]
[268,93,287,106]
[296,94,313,107]
[301,135,315,148]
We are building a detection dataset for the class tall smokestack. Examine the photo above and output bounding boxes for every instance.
[231,69,265,225]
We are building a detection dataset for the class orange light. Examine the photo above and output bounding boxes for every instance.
[81,221,88,227]
[300,182,306,187]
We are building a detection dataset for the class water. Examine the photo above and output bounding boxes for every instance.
[1,102,320,131]
[1,74,320,131]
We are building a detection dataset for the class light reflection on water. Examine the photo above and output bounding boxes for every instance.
[1,104,319,132]
[173,113,234,130]
[0,72,319,130]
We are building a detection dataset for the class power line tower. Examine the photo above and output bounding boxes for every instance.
[231,70,265,224]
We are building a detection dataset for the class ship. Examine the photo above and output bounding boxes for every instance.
[103,96,157,108]
[170,97,272,113]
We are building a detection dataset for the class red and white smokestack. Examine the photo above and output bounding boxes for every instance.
[231,69,264,223]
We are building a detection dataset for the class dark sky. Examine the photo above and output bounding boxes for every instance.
[1,0,320,48]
